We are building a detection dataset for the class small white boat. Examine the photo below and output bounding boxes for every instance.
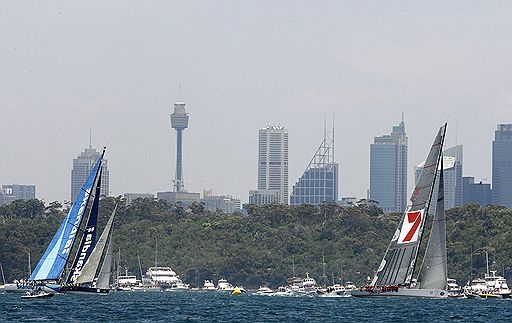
[484,270,511,298]
[256,286,274,295]
[217,279,235,292]
[318,284,351,297]
[447,278,464,298]
[203,280,216,290]
[21,290,54,299]
[274,286,294,296]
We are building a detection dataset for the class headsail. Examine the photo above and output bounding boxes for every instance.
[418,157,447,289]
[67,169,102,284]
[96,223,114,289]
[30,152,104,281]
[372,124,446,287]
[75,205,116,286]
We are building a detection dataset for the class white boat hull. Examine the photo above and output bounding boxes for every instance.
[351,288,448,299]
[4,283,59,294]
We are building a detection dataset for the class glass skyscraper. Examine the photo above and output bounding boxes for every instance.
[369,120,408,213]
[492,124,512,207]
[290,128,338,206]
[415,145,463,210]
[71,147,109,201]
[256,126,289,204]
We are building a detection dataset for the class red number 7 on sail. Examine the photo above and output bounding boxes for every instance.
[397,210,423,244]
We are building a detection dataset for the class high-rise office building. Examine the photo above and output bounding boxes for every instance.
[415,156,461,210]
[492,124,512,207]
[369,119,408,213]
[290,127,338,206]
[414,145,463,210]
[444,145,463,207]
[463,177,492,207]
[71,147,109,201]
[256,126,289,204]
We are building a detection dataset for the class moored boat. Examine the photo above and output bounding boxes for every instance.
[256,286,274,295]
[217,278,235,292]
[203,280,216,290]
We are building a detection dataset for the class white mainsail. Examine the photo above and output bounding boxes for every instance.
[418,157,447,290]
[75,205,117,285]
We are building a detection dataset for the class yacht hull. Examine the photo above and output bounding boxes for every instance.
[60,285,109,295]
[4,283,59,294]
[351,288,448,299]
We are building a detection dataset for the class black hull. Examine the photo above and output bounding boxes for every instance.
[60,286,110,295]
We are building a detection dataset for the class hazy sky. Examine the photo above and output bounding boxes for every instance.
[1,1,511,203]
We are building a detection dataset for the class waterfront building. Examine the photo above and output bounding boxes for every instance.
[124,193,155,205]
[369,119,408,213]
[462,177,492,207]
[254,125,289,204]
[290,127,338,206]
[71,147,109,201]
[492,124,512,207]
[248,189,280,205]
[201,190,241,214]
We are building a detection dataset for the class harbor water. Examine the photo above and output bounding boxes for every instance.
[1,291,511,322]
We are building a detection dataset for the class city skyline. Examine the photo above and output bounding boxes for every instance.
[1,2,512,203]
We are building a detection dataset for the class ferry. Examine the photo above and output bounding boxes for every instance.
[146,267,189,290]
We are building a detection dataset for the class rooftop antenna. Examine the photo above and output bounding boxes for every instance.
[89,126,92,149]
[455,123,458,146]
[178,82,182,101]
[324,112,327,142]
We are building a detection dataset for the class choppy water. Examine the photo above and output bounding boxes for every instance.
[1,291,511,322]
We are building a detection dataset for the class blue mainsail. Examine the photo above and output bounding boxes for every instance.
[67,170,102,284]
[30,156,103,281]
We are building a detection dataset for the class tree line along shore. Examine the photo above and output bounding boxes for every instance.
[1,198,511,288]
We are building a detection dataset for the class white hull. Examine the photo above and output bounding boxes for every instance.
[4,283,59,294]
[351,288,448,299]
[320,292,352,298]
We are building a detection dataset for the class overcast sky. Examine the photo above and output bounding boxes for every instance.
[1,1,511,203]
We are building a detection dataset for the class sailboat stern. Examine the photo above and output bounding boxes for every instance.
[351,287,448,298]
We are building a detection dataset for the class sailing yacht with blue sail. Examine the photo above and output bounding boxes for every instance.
[352,124,449,298]
[27,148,106,294]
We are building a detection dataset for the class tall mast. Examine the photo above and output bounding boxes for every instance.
[138,254,144,281]
[0,261,5,285]
[28,248,31,278]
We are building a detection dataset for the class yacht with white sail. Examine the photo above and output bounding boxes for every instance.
[352,124,449,298]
